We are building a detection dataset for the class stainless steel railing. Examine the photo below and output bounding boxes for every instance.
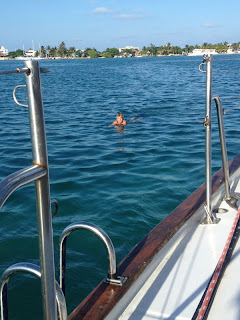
[212,95,238,208]
[59,222,126,296]
[199,55,237,224]
[0,165,46,209]
[0,61,59,319]
[0,263,67,320]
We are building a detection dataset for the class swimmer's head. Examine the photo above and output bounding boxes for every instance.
[116,112,124,118]
[116,112,124,124]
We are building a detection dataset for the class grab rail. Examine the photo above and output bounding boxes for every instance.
[212,95,238,208]
[0,60,57,319]
[0,165,46,209]
[0,263,67,320]
[200,55,237,224]
[59,222,126,295]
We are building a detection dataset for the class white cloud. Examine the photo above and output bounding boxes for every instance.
[116,14,144,20]
[93,7,112,13]
[202,24,219,28]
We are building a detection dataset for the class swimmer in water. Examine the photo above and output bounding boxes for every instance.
[109,112,127,127]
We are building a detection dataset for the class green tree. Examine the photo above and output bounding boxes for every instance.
[39,46,46,56]
[45,45,51,58]
[140,49,148,56]
[67,46,76,57]
[102,51,112,58]
[83,48,92,57]
[172,46,182,55]
[184,44,189,54]
[102,47,119,58]
[57,41,67,57]
[149,43,158,56]
[88,49,100,58]
[231,42,240,50]
[8,49,24,58]
[75,50,83,57]
[121,49,135,56]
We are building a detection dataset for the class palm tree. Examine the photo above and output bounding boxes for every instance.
[46,45,51,58]
[68,46,76,57]
[184,44,189,54]
[58,42,67,57]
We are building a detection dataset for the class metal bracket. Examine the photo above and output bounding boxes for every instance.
[225,195,239,210]
[201,204,221,225]
[199,62,206,73]
[13,85,28,107]
[203,115,210,127]
[105,275,127,286]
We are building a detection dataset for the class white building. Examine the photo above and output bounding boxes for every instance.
[188,49,218,56]
[0,46,8,56]
[25,48,36,57]
[119,46,139,53]
[227,48,234,54]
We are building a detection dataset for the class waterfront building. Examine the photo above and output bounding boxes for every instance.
[0,46,8,56]
[25,48,36,57]
[188,49,218,56]
[119,46,139,53]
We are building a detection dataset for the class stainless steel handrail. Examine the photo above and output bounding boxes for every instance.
[213,95,230,199]
[59,222,126,295]
[212,95,238,208]
[0,263,67,320]
[0,165,46,209]
[0,60,57,319]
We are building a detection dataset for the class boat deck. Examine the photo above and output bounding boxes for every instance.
[208,221,240,320]
[68,159,240,320]
[106,180,240,320]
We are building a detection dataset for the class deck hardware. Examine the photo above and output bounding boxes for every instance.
[0,263,67,320]
[201,204,220,224]
[105,275,127,286]
[203,116,210,127]
[199,62,206,73]
[51,199,58,218]
[59,222,123,295]
[13,85,28,107]
[0,67,30,76]
[226,197,239,210]
[213,208,228,214]
[0,67,50,76]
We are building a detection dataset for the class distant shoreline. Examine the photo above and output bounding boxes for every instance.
[0,53,239,61]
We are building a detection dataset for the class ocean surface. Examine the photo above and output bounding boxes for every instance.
[0,56,240,319]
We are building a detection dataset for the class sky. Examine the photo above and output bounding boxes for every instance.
[1,0,240,52]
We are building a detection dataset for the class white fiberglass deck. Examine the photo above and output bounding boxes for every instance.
[106,178,240,320]
[208,225,240,320]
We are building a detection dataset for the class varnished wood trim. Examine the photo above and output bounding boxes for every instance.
[68,153,240,320]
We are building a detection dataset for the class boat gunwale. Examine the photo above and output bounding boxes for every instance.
[68,153,240,320]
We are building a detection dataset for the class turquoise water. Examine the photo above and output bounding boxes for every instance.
[0,56,240,319]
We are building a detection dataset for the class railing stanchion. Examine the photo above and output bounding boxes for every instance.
[201,55,220,224]
[24,60,57,319]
